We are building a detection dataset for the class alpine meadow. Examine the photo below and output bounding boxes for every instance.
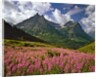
[3,1,95,76]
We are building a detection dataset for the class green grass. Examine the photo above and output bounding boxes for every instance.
[78,42,95,54]
[4,39,54,48]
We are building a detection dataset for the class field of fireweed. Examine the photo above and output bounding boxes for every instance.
[4,44,95,76]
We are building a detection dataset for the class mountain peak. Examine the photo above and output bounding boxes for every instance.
[63,21,84,33]
[35,13,41,17]
[30,13,41,19]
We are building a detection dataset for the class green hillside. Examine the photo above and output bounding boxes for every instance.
[4,39,54,48]
[78,42,95,53]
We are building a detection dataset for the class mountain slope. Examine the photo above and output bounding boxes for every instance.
[4,20,47,43]
[15,14,93,49]
[59,21,94,49]
[62,21,93,41]
[16,14,66,44]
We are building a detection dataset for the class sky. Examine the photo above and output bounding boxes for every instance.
[3,0,95,35]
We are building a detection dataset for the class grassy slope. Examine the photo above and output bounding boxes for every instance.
[4,39,54,48]
[78,42,95,54]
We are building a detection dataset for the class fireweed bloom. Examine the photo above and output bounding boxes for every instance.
[4,47,95,76]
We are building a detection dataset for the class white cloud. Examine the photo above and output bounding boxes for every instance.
[3,1,76,26]
[53,9,66,25]
[17,1,52,15]
[80,5,95,37]
[32,2,52,15]
[44,9,73,26]
[67,5,84,15]
[3,0,52,24]
[3,0,74,26]
[44,15,57,23]
[85,5,95,15]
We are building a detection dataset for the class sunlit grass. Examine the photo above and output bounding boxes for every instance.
[78,42,95,54]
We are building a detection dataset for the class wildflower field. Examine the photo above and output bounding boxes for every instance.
[4,40,95,76]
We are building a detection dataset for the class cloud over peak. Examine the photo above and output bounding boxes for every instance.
[81,5,95,37]
[3,0,74,26]
[3,1,52,24]
[52,9,73,25]
[44,9,73,26]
